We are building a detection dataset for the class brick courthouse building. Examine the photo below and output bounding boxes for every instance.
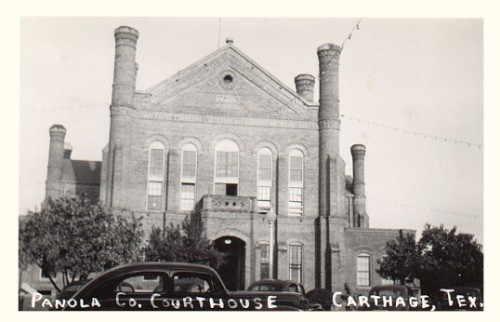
[39,26,413,293]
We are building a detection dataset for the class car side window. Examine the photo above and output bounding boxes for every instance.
[118,272,168,293]
[171,272,217,294]
[97,272,170,298]
[288,284,299,293]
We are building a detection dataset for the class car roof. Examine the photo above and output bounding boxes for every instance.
[250,279,300,286]
[100,261,219,275]
[72,262,224,298]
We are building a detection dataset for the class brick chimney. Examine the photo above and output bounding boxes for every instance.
[317,43,341,218]
[294,74,315,102]
[45,124,66,202]
[351,144,369,228]
[112,26,139,107]
[106,26,139,207]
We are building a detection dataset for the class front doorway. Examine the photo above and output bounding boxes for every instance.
[214,236,246,291]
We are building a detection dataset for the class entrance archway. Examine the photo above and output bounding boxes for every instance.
[214,236,246,291]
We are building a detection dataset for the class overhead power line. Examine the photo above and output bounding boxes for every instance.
[341,114,482,149]
[369,197,480,218]
[320,18,363,77]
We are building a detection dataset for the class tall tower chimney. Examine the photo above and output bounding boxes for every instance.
[317,43,341,218]
[294,74,315,102]
[112,26,139,107]
[46,124,66,201]
[351,144,369,228]
[106,26,139,207]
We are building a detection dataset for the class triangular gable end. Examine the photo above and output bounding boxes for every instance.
[142,45,313,117]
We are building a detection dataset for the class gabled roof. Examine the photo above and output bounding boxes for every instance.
[141,43,315,117]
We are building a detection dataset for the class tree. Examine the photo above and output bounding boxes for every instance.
[19,196,144,292]
[418,224,483,295]
[145,215,224,269]
[377,231,420,285]
[377,224,483,297]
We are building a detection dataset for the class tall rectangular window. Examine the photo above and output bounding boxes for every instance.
[357,254,371,287]
[180,144,197,211]
[288,150,304,216]
[147,181,163,210]
[289,244,303,283]
[260,243,270,280]
[257,149,272,213]
[180,183,195,211]
[214,140,239,196]
[147,143,165,211]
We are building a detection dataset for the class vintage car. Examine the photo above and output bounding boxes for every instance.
[358,284,422,311]
[247,279,306,295]
[246,279,313,309]
[62,262,307,311]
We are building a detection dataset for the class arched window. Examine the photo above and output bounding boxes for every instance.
[357,253,371,287]
[180,143,197,211]
[288,243,303,283]
[214,139,239,196]
[147,142,165,210]
[257,148,273,213]
[288,149,304,216]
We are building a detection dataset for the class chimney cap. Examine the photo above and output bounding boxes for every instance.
[294,74,315,82]
[351,144,366,156]
[114,26,139,38]
[49,124,66,134]
[225,37,234,45]
[317,43,342,53]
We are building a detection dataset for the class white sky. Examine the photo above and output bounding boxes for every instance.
[19,17,483,243]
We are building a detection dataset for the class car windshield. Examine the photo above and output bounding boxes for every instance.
[249,284,277,291]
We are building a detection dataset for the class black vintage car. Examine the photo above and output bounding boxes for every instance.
[63,262,306,311]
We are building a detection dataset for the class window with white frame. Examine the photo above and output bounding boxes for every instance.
[288,149,304,216]
[147,142,165,210]
[180,143,197,211]
[288,244,303,283]
[260,242,270,280]
[257,148,272,213]
[357,253,371,287]
[214,139,239,196]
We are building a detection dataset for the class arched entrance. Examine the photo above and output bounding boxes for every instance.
[214,236,246,291]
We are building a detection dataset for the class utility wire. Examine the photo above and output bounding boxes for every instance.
[369,197,480,218]
[342,114,482,149]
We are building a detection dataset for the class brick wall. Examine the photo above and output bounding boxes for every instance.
[344,228,415,294]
